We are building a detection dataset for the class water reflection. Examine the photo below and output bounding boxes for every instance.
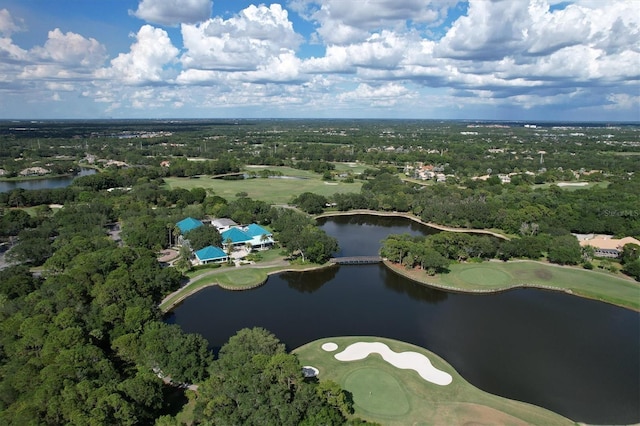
[168,215,639,424]
[383,268,448,304]
[281,266,339,293]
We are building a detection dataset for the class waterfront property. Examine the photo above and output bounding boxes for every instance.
[194,246,229,265]
[577,234,640,258]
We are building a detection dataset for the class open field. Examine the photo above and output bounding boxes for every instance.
[387,260,640,311]
[330,161,370,175]
[294,336,573,426]
[531,181,609,191]
[163,166,362,204]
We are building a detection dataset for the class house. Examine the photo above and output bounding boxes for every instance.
[578,235,640,258]
[212,218,238,233]
[242,223,274,249]
[221,227,253,249]
[194,246,229,264]
[176,217,203,234]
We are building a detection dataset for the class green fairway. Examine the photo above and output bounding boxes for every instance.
[344,368,410,416]
[163,166,362,204]
[386,260,640,311]
[294,336,573,426]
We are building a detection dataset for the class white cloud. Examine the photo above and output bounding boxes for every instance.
[131,0,212,26]
[98,25,179,85]
[32,29,107,68]
[338,82,414,106]
[0,8,24,36]
[180,4,301,73]
[294,0,457,44]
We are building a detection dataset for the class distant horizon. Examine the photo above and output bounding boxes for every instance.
[2,117,639,125]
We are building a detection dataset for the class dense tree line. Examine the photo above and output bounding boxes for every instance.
[381,230,585,275]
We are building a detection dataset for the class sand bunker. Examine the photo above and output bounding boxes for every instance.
[322,342,338,352]
[302,366,319,377]
[333,342,452,386]
[557,182,588,187]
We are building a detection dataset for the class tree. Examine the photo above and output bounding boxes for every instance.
[547,235,582,265]
[184,225,222,251]
[194,328,345,426]
[620,243,640,265]
[622,259,640,281]
[292,192,327,214]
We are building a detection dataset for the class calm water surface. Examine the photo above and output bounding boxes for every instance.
[0,168,95,192]
[167,215,640,424]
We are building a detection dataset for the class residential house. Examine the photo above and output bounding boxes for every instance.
[578,235,640,258]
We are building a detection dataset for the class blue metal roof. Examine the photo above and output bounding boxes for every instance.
[194,245,227,261]
[221,227,252,244]
[177,217,203,234]
[244,223,271,238]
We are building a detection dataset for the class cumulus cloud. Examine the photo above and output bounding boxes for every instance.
[98,25,179,85]
[293,0,458,44]
[0,8,24,36]
[130,0,212,26]
[179,4,302,79]
[32,29,107,68]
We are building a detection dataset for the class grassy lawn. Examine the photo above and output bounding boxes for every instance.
[531,181,609,191]
[387,260,640,311]
[163,166,362,204]
[294,336,573,426]
[330,161,370,175]
[160,253,333,312]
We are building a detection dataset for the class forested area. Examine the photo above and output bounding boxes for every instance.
[1,119,638,423]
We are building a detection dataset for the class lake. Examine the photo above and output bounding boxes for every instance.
[0,168,96,192]
[166,215,640,424]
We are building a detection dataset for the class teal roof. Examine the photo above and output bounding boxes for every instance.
[177,217,203,234]
[244,223,271,238]
[221,227,252,244]
[195,246,227,261]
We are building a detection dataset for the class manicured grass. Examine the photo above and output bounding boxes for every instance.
[160,255,334,312]
[531,181,609,191]
[330,161,369,175]
[163,166,362,204]
[387,260,640,311]
[294,336,573,426]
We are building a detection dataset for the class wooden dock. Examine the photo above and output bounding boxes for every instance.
[329,256,382,265]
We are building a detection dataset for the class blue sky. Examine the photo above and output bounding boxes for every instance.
[0,0,638,121]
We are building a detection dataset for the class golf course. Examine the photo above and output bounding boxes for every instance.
[163,165,363,204]
[294,336,574,425]
[386,259,640,311]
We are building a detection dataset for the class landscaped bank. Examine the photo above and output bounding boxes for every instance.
[294,336,574,426]
[318,211,639,311]
[385,260,640,311]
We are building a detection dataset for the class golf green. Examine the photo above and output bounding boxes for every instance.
[344,367,410,416]
[458,266,511,286]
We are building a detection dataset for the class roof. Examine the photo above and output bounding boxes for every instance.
[579,236,640,251]
[221,227,252,244]
[195,246,228,261]
[212,218,238,228]
[244,223,271,238]
[177,217,203,234]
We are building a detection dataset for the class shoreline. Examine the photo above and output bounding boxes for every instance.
[315,209,511,240]
[160,262,335,313]
[383,259,639,312]
[161,211,638,313]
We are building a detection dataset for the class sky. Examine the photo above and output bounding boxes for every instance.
[0,0,638,121]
